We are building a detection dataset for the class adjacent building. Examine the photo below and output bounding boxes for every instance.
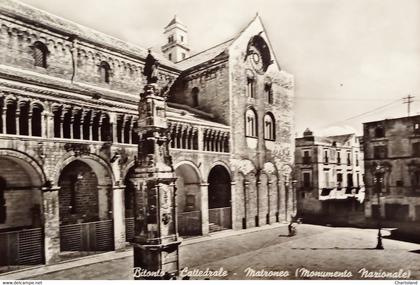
[363,115,420,236]
[0,0,294,266]
[295,128,365,223]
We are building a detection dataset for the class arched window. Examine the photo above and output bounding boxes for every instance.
[264,113,275,140]
[246,77,255,98]
[19,101,29,136]
[32,41,48,68]
[191,87,199,107]
[245,108,257,137]
[265,83,273,104]
[6,100,17,135]
[62,109,71,139]
[101,113,111,142]
[99,61,111,83]
[53,107,62,138]
[72,109,82,139]
[31,103,43,137]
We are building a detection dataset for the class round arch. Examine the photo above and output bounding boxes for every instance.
[0,149,46,186]
[207,164,232,231]
[0,149,45,229]
[208,160,232,180]
[174,161,203,237]
[53,153,114,187]
[208,164,231,209]
[174,160,202,184]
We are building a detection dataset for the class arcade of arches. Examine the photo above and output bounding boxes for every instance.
[0,152,292,264]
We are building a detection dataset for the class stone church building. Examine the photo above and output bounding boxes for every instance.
[0,0,294,266]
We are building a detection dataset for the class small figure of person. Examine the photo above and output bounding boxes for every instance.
[288,221,296,236]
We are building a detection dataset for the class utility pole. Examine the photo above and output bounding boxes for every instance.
[403,94,414,117]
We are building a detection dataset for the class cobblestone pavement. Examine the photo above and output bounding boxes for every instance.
[32,224,420,280]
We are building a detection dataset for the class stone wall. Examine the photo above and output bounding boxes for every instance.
[0,11,178,96]
[170,59,230,125]
[364,116,420,223]
[228,17,295,226]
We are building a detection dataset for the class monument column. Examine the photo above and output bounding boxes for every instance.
[130,51,181,279]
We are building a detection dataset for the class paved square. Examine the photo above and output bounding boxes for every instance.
[32,224,420,280]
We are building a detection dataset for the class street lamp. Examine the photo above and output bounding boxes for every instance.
[373,165,384,250]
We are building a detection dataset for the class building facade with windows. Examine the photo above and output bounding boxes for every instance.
[0,0,294,266]
[363,116,420,235]
[295,129,365,223]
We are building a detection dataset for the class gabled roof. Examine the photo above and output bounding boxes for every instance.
[176,39,233,70]
[175,14,283,72]
[0,0,178,70]
[175,14,258,70]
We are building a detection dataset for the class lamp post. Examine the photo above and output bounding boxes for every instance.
[373,165,384,250]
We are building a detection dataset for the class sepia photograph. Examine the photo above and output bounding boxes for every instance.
[0,0,419,282]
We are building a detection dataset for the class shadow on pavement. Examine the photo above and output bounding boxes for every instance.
[384,230,420,244]
[291,247,376,250]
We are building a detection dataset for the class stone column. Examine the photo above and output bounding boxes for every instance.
[80,111,85,140]
[42,186,61,265]
[121,116,126,144]
[70,112,74,139]
[256,180,261,226]
[244,181,250,228]
[98,116,102,141]
[200,183,209,235]
[97,185,110,220]
[112,185,126,250]
[43,111,50,138]
[1,106,6,134]
[59,113,65,139]
[230,181,239,230]
[129,120,134,145]
[278,181,286,222]
[15,108,20,135]
[197,126,204,151]
[89,111,95,141]
[28,110,33,136]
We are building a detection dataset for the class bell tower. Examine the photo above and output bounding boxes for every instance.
[161,15,190,63]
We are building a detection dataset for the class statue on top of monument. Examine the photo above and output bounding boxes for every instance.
[143,50,159,84]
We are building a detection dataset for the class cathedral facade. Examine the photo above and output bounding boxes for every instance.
[0,0,294,266]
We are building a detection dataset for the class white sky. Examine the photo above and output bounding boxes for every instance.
[19,0,420,137]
